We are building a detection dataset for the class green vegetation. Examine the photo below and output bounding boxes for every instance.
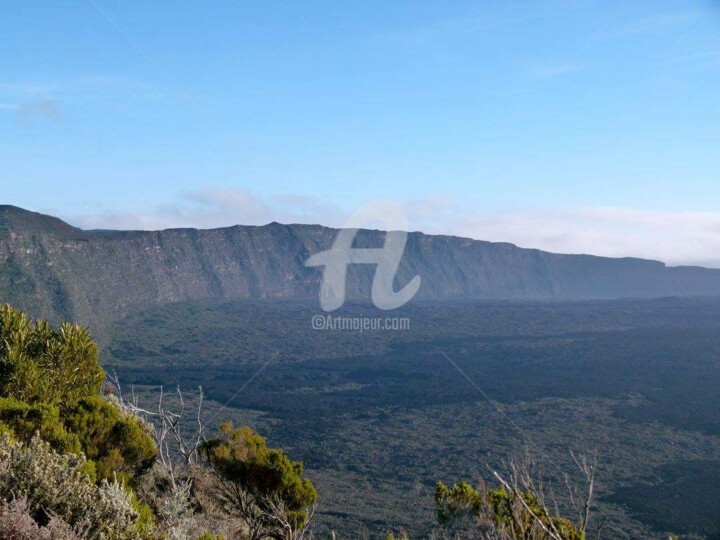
[435,481,585,539]
[0,305,318,539]
[201,423,318,539]
[0,304,157,484]
[0,304,105,406]
[64,395,158,483]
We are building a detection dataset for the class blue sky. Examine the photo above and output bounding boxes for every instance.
[2,1,720,265]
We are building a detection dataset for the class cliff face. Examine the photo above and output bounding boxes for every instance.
[2,205,720,331]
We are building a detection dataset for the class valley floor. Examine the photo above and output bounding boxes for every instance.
[107,298,720,538]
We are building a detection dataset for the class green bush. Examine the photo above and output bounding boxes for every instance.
[201,422,317,536]
[0,305,105,408]
[435,481,584,540]
[0,305,156,484]
[63,396,157,483]
[435,481,482,527]
[0,421,13,439]
[0,396,81,454]
[0,395,156,484]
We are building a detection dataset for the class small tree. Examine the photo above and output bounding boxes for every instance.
[200,423,317,540]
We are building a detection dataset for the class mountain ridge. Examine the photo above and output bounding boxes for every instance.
[2,205,720,335]
[0,204,696,268]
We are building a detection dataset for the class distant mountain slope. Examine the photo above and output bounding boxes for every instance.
[2,205,720,332]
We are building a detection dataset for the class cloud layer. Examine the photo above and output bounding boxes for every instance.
[67,189,345,232]
[65,190,720,268]
[420,206,720,268]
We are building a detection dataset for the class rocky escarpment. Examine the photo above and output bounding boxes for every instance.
[2,205,720,334]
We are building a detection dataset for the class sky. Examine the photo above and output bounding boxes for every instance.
[1,1,720,266]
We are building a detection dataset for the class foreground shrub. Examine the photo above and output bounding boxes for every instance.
[63,395,156,483]
[0,396,81,454]
[0,305,105,407]
[435,453,597,540]
[132,450,244,538]
[0,305,156,484]
[0,305,318,539]
[0,434,138,539]
[200,423,317,540]
[0,496,85,539]
[0,395,156,484]
[436,481,584,540]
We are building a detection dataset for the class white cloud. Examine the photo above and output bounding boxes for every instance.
[65,190,720,268]
[182,188,273,224]
[67,189,343,232]
[404,203,720,268]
